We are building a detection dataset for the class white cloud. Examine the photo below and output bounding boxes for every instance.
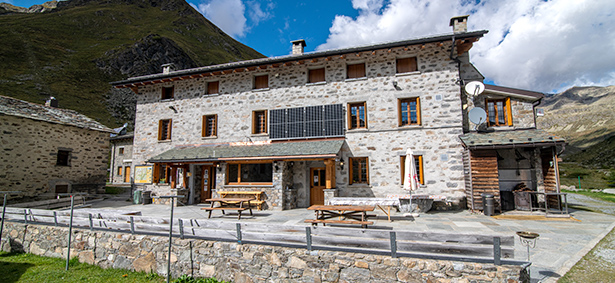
[247,0,273,25]
[191,0,247,38]
[318,0,615,93]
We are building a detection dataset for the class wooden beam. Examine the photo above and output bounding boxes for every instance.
[325,57,332,61]
[339,55,346,59]
[310,58,318,63]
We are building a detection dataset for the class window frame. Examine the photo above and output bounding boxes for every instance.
[486,97,513,127]
[347,102,367,130]
[161,86,174,100]
[346,62,366,79]
[349,157,369,185]
[206,81,219,95]
[202,114,217,138]
[252,110,268,135]
[226,162,274,185]
[400,155,424,185]
[308,67,326,84]
[153,164,171,184]
[118,147,125,155]
[118,166,123,176]
[253,74,269,90]
[396,57,418,74]
[398,97,421,126]
[158,119,172,141]
[56,150,71,166]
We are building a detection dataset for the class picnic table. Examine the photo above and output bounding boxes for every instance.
[201,197,253,220]
[329,197,400,221]
[305,205,374,228]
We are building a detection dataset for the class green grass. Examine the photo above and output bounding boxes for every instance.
[104,186,126,195]
[559,226,615,282]
[0,252,164,283]
[559,163,614,190]
[562,190,615,204]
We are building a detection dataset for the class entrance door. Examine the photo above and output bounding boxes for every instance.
[124,166,131,183]
[310,167,326,205]
[200,166,213,203]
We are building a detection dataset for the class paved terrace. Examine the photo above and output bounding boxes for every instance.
[86,193,615,283]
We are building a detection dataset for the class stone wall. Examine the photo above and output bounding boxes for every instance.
[1,222,527,283]
[109,137,134,184]
[0,115,109,199]
[132,42,469,207]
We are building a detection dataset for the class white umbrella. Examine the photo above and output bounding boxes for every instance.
[404,148,419,191]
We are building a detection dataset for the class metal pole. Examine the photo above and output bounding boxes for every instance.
[578,176,581,190]
[167,197,174,283]
[0,191,21,250]
[66,194,74,271]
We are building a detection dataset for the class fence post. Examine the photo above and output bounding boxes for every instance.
[53,211,58,226]
[130,217,135,234]
[493,237,501,265]
[390,231,397,258]
[305,227,312,251]
[179,219,184,239]
[23,209,27,224]
[89,214,93,231]
[236,223,242,245]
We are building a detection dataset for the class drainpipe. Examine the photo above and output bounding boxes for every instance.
[532,98,542,129]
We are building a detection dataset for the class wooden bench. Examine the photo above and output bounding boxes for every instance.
[202,198,253,220]
[304,219,374,226]
[217,191,265,210]
[306,205,375,228]
[201,207,250,220]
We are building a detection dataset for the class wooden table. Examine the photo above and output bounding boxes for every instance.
[305,205,375,228]
[329,198,400,221]
[201,198,254,220]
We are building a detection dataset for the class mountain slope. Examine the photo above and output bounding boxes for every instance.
[0,0,263,127]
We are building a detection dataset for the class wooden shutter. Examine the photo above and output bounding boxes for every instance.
[396,57,417,73]
[207,81,219,94]
[347,63,365,79]
[505,97,513,126]
[254,75,268,89]
[309,68,325,83]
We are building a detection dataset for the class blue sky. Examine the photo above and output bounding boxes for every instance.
[6,0,615,93]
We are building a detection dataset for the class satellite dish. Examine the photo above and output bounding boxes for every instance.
[469,107,487,125]
[465,81,485,96]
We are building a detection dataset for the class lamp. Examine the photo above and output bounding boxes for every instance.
[274,161,279,171]
[216,163,221,172]
[337,158,345,170]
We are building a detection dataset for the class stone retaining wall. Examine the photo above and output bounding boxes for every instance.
[1,222,527,282]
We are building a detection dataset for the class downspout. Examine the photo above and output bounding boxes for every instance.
[532,97,542,129]
[110,141,115,183]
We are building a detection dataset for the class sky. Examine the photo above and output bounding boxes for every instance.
[7,0,615,93]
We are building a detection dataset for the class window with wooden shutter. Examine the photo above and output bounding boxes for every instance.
[398,97,421,126]
[348,102,367,129]
[400,155,424,185]
[252,110,267,134]
[158,119,172,140]
[308,68,325,83]
[202,115,217,137]
[486,98,512,127]
[349,157,369,184]
[161,86,174,100]
[346,63,366,79]
[396,57,418,74]
[254,75,269,89]
[206,81,219,95]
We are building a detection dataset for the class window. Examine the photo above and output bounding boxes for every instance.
[348,102,367,130]
[396,57,418,74]
[349,157,369,184]
[486,98,512,127]
[308,68,325,83]
[227,163,273,184]
[56,150,70,166]
[254,75,269,89]
[398,97,421,126]
[153,164,171,183]
[206,81,219,95]
[202,115,217,137]
[400,155,424,185]
[118,147,125,155]
[158,119,172,141]
[118,167,123,176]
[347,63,366,79]
[252,110,267,134]
[161,86,174,100]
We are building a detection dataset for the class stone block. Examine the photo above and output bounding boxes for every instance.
[133,252,156,273]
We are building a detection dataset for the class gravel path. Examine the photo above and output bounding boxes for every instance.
[567,193,615,216]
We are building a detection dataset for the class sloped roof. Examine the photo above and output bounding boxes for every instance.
[0,95,113,133]
[149,139,345,163]
[459,129,565,149]
[484,84,544,100]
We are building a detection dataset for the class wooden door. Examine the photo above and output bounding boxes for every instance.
[124,166,131,183]
[310,167,326,205]
[200,166,213,203]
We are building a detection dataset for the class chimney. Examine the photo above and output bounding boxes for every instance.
[449,15,469,33]
[45,96,58,108]
[291,39,306,55]
[162,63,176,74]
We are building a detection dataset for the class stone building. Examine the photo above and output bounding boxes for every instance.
[0,96,113,199]
[109,125,134,185]
[112,16,564,211]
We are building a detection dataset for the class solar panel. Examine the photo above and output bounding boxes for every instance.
[270,104,344,140]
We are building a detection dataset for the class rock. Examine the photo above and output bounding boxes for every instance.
[288,256,307,269]
[133,252,156,273]
[79,250,95,265]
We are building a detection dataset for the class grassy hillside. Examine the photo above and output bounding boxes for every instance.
[0,0,263,127]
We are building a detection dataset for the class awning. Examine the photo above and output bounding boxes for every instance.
[148,139,345,163]
[459,129,565,149]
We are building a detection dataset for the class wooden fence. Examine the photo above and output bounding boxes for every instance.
[1,207,515,265]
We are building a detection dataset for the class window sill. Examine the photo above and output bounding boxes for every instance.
[204,93,220,96]
[251,133,268,137]
[158,139,172,143]
[225,184,273,187]
[252,88,270,92]
[345,77,367,82]
[395,71,420,77]
[398,124,423,129]
[348,183,370,187]
[347,128,369,133]
[202,136,218,140]
[161,98,175,102]
[306,81,326,86]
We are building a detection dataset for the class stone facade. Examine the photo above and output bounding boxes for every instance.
[1,222,528,283]
[109,133,134,184]
[0,114,110,198]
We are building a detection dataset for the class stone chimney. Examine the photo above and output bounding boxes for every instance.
[449,15,469,33]
[162,63,176,74]
[291,39,306,55]
[45,96,58,108]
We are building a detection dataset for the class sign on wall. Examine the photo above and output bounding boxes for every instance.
[134,165,153,184]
